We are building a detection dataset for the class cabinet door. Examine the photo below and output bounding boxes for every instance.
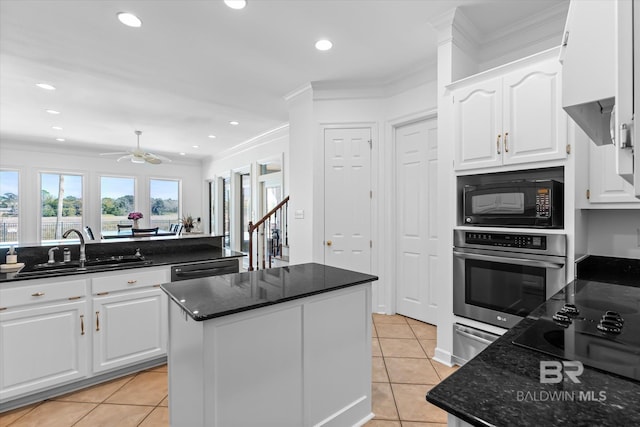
[0,301,88,400]
[502,60,567,165]
[588,143,640,204]
[93,288,167,374]
[453,78,503,170]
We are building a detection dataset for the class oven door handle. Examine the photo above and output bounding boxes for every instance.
[453,250,565,269]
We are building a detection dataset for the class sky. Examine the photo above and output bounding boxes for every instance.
[0,171,18,195]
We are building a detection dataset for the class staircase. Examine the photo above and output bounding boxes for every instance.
[248,196,289,271]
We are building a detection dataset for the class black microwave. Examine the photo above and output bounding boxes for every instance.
[463,180,563,228]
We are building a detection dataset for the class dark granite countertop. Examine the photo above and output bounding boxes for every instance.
[427,280,640,427]
[161,262,378,321]
[0,236,244,283]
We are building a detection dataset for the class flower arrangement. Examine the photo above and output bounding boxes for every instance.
[128,212,143,220]
[182,214,194,231]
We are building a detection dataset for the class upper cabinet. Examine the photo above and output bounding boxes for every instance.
[453,58,566,171]
[561,0,639,198]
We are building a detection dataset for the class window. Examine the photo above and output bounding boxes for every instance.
[150,179,180,230]
[0,170,19,245]
[41,173,83,241]
[240,173,251,252]
[223,177,230,247]
[101,176,135,232]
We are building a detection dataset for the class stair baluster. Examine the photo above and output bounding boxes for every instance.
[248,196,289,271]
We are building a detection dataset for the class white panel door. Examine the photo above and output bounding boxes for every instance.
[324,128,372,273]
[453,78,502,170]
[502,60,566,165]
[395,118,438,324]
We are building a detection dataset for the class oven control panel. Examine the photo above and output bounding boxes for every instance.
[465,232,547,250]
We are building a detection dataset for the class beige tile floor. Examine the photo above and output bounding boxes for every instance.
[0,314,456,427]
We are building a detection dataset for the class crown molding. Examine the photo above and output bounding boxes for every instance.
[209,123,289,162]
[283,84,313,103]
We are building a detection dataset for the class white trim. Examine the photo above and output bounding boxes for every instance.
[283,83,313,102]
[433,347,455,367]
[211,124,289,162]
[312,395,367,427]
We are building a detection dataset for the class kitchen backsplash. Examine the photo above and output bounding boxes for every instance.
[586,210,640,258]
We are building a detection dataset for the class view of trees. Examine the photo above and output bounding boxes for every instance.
[151,197,178,216]
[0,192,18,215]
[41,189,82,217]
[101,195,134,216]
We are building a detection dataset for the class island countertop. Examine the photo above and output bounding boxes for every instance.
[426,279,640,427]
[161,262,378,321]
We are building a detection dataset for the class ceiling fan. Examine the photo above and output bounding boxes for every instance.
[100,130,171,164]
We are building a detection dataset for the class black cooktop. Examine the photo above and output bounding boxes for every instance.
[513,279,640,382]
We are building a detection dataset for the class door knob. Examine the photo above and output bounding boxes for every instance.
[326,240,332,246]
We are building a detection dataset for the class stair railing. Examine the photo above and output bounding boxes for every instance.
[248,196,289,271]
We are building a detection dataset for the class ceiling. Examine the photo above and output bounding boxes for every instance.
[0,0,567,161]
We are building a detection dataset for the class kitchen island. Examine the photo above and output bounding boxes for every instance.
[427,256,640,427]
[161,263,378,427]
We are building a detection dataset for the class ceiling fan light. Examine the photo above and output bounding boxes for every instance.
[117,12,142,28]
[131,157,145,164]
[224,0,247,10]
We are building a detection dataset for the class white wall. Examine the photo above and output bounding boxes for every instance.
[0,140,203,244]
[586,210,640,258]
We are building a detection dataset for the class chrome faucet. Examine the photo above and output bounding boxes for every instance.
[62,229,86,268]
[47,246,59,263]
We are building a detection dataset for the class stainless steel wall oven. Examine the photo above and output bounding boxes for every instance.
[453,229,566,329]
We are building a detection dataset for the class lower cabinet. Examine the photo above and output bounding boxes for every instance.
[92,288,167,373]
[0,299,88,401]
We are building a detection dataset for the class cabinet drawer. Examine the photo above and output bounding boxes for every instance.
[91,268,168,294]
[0,279,87,309]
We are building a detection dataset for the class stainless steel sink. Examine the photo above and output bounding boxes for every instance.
[16,255,152,278]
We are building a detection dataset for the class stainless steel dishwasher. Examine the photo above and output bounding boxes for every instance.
[170,259,239,281]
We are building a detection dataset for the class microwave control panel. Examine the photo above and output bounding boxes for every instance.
[465,232,547,250]
[535,188,551,218]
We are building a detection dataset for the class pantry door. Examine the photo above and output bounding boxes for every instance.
[395,118,438,324]
[324,127,372,274]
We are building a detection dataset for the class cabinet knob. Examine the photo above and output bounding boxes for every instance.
[504,132,509,153]
[496,134,502,154]
[31,292,45,297]
[326,240,332,246]
[127,280,137,284]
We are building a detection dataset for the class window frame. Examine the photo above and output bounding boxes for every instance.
[100,175,137,233]
[39,170,86,243]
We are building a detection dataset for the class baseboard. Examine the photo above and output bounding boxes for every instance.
[353,412,375,426]
[313,395,370,427]
[434,347,455,367]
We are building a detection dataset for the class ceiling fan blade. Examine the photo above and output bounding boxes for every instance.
[100,151,130,156]
[144,152,172,163]
[116,154,133,162]
[145,156,162,165]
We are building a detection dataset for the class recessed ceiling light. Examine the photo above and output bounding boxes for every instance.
[315,39,333,51]
[208,134,216,139]
[179,152,186,156]
[36,83,56,90]
[56,138,65,142]
[46,109,60,115]
[192,145,200,149]
[117,12,142,28]
[52,126,63,130]
[229,121,239,126]
[224,0,247,10]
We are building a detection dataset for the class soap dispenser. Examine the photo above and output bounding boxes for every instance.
[6,246,17,264]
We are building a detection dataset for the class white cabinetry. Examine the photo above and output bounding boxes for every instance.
[91,268,168,374]
[588,143,640,206]
[454,59,566,171]
[0,279,88,401]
